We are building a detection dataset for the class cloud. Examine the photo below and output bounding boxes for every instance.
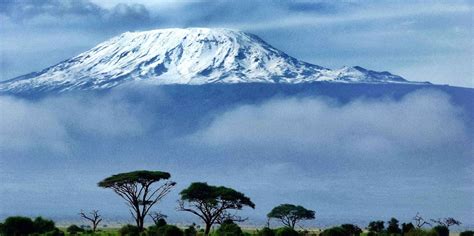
[0,0,152,29]
[0,92,147,155]
[0,87,472,223]
[194,89,470,160]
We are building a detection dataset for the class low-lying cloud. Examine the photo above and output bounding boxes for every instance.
[194,90,469,161]
[0,87,472,224]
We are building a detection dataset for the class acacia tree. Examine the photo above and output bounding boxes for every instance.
[98,170,176,231]
[79,210,102,232]
[267,204,315,229]
[413,213,431,228]
[430,218,461,228]
[178,182,255,236]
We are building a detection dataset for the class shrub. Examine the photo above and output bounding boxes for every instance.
[275,227,299,236]
[368,221,385,233]
[33,217,56,233]
[322,227,349,236]
[119,224,141,236]
[432,226,449,236]
[184,225,198,236]
[44,228,65,236]
[216,220,243,236]
[67,224,85,234]
[404,229,436,236]
[258,227,275,236]
[341,224,362,236]
[460,231,474,236]
[1,216,35,236]
[401,223,415,236]
[149,225,183,236]
[156,218,168,227]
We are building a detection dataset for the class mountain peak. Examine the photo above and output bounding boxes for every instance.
[0,27,421,94]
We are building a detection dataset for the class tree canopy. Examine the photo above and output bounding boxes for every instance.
[98,170,175,231]
[178,182,255,235]
[267,204,315,229]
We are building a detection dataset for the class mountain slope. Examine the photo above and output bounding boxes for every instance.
[0,28,424,93]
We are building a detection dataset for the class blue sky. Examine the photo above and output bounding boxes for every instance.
[0,0,472,87]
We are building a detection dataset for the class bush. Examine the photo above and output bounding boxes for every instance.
[44,228,65,236]
[368,221,385,233]
[401,223,415,236]
[184,225,198,236]
[275,227,299,236]
[322,227,349,236]
[149,225,183,236]
[341,224,362,236]
[460,231,474,236]
[155,219,168,228]
[33,217,56,233]
[67,224,85,234]
[215,220,243,236]
[119,224,141,236]
[258,227,275,236]
[432,226,449,236]
[404,229,437,236]
[1,216,36,236]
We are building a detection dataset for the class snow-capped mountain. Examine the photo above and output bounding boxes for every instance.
[0,28,422,93]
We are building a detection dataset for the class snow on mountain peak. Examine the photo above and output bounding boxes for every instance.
[0,28,419,93]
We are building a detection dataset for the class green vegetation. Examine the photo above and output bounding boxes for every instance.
[0,216,63,236]
[98,170,176,231]
[178,182,255,236]
[267,204,315,229]
[0,169,469,236]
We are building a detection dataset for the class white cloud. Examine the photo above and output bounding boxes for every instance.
[193,89,469,160]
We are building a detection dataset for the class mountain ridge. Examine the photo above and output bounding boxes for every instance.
[0,28,429,94]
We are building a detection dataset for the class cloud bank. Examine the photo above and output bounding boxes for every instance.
[0,87,472,225]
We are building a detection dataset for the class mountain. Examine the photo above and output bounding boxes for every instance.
[0,28,426,94]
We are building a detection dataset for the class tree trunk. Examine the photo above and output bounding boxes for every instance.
[204,223,212,236]
[138,216,145,231]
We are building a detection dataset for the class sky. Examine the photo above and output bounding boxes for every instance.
[0,0,472,87]
[0,0,473,228]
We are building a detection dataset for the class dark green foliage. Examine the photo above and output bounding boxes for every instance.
[387,218,401,234]
[216,220,243,236]
[156,218,168,227]
[275,227,299,236]
[368,221,385,233]
[1,216,35,236]
[149,225,183,236]
[119,224,141,236]
[401,223,415,236]
[322,227,349,236]
[258,227,275,236]
[432,226,449,236]
[33,217,56,233]
[179,182,255,235]
[67,224,85,234]
[404,229,436,236]
[98,170,175,231]
[180,182,255,209]
[44,228,65,236]
[98,170,171,187]
[460,231,474,236]
[267,204,315,229]
[341,224,362,236]
[184,225,198,236]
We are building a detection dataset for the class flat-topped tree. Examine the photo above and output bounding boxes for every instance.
[98,170,176,231]
[267,204,315,229]
[178,182,255,236]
